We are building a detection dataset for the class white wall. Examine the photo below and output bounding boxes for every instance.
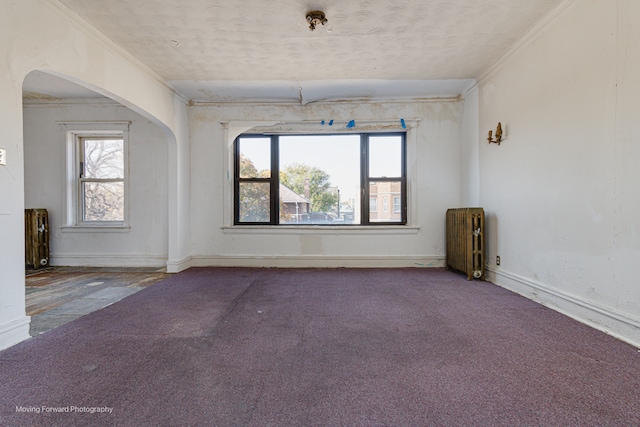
[23,99,169,266]
[189,101,463,267]
[475,0,640,346]
[7,0,637,351]
[0,0,189,350]
[461,86,480,207]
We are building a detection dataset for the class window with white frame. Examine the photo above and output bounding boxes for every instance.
[62,122,129,227]
[79,136,125,222]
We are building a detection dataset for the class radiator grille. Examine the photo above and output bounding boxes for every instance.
[25,208,49,269]
[446,208,484,280]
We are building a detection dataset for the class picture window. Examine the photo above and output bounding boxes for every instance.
[234,132,406,225]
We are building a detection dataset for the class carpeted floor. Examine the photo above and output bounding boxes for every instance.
[1,267,638,426]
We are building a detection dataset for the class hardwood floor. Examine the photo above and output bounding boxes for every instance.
[26,267,170,335]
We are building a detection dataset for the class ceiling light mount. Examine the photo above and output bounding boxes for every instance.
[306,10,328,31]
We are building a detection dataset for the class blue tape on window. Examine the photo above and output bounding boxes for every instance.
[329,120,334,126]
[401,118,406,129]
[346,120,355,128]
[321,120,325,125]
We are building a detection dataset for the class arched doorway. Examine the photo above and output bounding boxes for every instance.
[22,70,171,335]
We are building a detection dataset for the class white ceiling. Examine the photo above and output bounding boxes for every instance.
[24,0,566,103]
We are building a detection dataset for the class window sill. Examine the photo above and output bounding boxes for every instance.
[60,225,131,233]
[222,225,420,235]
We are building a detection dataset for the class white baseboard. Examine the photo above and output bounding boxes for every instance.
[166,256,193,273]
[0,316,31,351]
[190,255,445,269]
[486,267,640,348]
[51,254,444,271]
[51,254,167,268]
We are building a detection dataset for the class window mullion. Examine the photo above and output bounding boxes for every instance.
[361,134,370,225]
[401,135,407,224]
[81,178,124,184]
[271,136,279,225]
[233,139,240,224]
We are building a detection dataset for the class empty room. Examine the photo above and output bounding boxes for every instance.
[1,0,639,425]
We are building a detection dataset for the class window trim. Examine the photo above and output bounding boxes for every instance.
[223,120,418,230]
[233,131,407,226]
[59,121,130,229]
[78,136,125,224]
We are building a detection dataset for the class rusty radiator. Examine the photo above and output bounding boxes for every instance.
[25,208,49,269]
[446,208,484,280]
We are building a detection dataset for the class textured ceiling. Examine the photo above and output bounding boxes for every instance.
[28,0,566,102]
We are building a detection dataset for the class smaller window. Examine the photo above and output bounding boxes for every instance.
[62,122,129,229]
[369,197,377,212]
[235,136,274,224]
[393,197,401,214]
[365,134,406,224]
[79,137,125,223]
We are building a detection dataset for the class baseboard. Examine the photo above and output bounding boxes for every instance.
[191,255,445,269]
[486,267,640,348]
[0,316,31,351]
[51,254,167,268]
[166,256,193,273]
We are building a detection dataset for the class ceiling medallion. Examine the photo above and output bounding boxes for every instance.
[306,10,328,31]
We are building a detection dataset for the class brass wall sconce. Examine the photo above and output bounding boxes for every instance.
[487,122,502,145]
[306,10,328,31]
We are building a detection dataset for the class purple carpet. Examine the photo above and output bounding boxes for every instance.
[1,267,639,426]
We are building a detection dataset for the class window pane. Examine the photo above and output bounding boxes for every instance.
[239,137,271,178]
[369,181,402,222]
[369,136,402,178]
[279,184,311,224]
[279,135,360,224]
[369,197,377,212]
[83,182,124,221]
[238,182,270,222]
[83,139,124,179]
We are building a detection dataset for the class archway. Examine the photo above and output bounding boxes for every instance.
[22,70,172,335]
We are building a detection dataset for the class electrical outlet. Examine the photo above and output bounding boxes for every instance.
[0,148,5,166]
[496,256,501,266]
